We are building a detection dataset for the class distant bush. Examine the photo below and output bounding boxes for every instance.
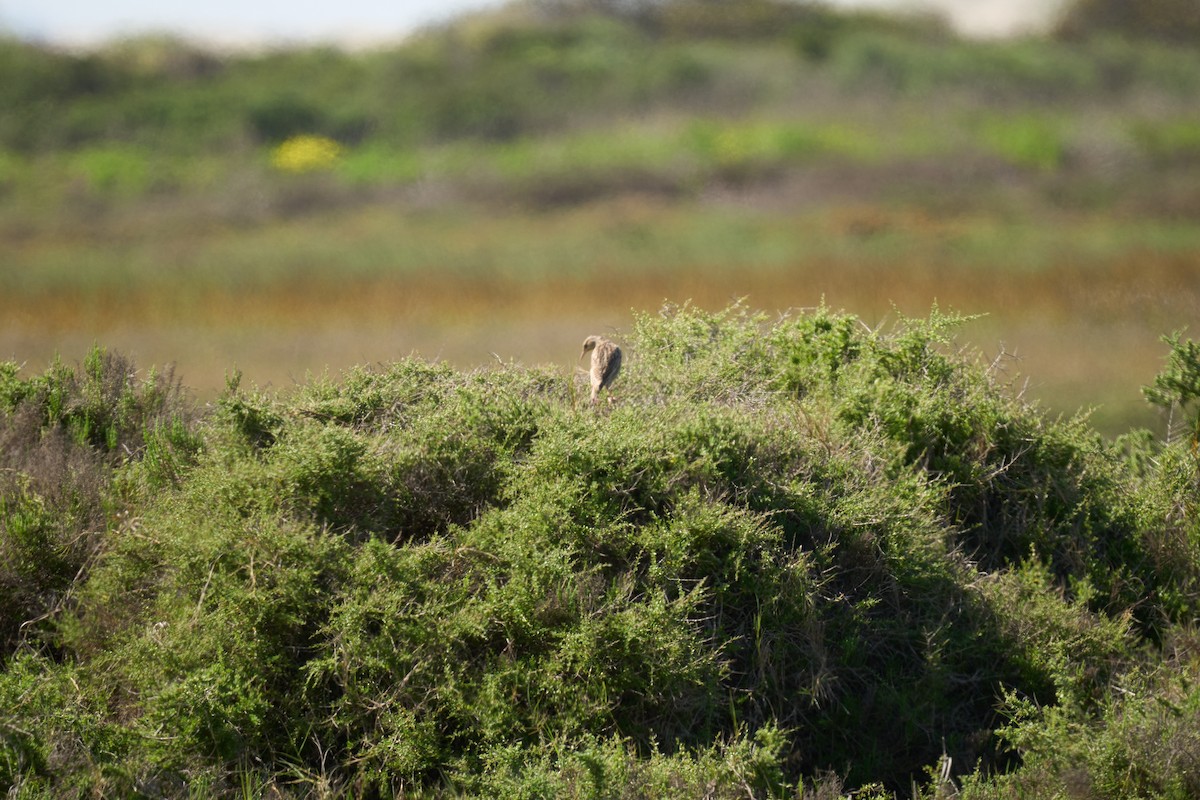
[1056,0,1200,44]
[68,144,151,195]
[0,38,124,151]
[830,33,1104,99]
[977,115,1067,172]
[1131,119,1200,166]
[3,0,1200,222]
[248,95,326,144]
[270,134,343,173]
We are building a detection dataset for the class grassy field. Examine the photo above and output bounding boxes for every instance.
[4,9,1199,438]
[5,191,1199,435]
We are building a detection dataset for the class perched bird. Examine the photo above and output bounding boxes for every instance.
[580,335,622,405]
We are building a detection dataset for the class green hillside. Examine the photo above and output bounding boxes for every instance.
[5,0,1200,211]
[3,304,1200,797]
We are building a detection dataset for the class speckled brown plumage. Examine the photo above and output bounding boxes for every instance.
[580,335,622,404]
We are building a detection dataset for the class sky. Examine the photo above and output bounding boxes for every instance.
[0,0,1063,47]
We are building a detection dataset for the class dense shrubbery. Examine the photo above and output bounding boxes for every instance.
[2,0,1200,207]
[2,0,1198,257]
[2,305,1199,797]
[1056,0,1200,44]
[0,349,195,658]
[5,10,1200,155]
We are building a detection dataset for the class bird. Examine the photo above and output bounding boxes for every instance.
[580,335,622,405]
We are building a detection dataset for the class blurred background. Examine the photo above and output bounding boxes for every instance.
[2,0,1198,435]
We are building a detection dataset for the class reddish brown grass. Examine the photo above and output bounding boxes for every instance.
[3,202,1197,436]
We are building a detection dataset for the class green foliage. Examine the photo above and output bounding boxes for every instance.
[0,652,138,796]
[4,3,1200,181]
[1056,0,1200,44]
[830,33,1102,98]
[0,348,196,658]
[771,306,1152,619]
[0,346,191,457]
[1144,331,1200,443]
[977,560,1133,708]
[1131,119,1200,165]
[3,312,1200,795]
[461,726,791,798]
[246,94,327,143]
[5,3,1200,793]
[68,145,151,196]
[959,628,1200,800]
[1133,443,1200,623]
[978,116,1067,172]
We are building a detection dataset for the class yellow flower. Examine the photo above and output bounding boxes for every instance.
[270,135,342,173]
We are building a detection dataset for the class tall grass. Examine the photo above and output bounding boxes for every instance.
[4,196,1198,436]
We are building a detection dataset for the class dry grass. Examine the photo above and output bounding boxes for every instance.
[3,198,1197,436]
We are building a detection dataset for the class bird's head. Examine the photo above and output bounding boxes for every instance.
[580,335,600,360]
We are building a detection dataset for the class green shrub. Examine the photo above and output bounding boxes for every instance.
[2,347,193,458]
[63,503,352,787]
[0,349,196,657]
[960,627,1200,800]
[68,145,151,196]
[0,652,137,796]
[978,116,1067,172]
[1056,0,1200,44]
[830,33,1099,98]
[5,307,1200,795]
[1132,120,1200,166]
[1144,331,1200,443]
[246,94,326,143]
[461,726,791,799]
